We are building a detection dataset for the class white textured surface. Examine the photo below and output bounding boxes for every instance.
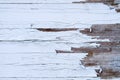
[0,0,120,80]
[0,0,85,3]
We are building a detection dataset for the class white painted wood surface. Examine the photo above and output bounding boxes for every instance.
[0,0,120,80]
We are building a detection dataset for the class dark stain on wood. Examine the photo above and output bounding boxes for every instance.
[116,8,120,12]
[72,0,115,4]
[36,28,79,32]
[56,50,73,53]
[71,47,112,53]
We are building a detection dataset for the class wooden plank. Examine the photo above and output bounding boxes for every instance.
[0,53,97,78]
